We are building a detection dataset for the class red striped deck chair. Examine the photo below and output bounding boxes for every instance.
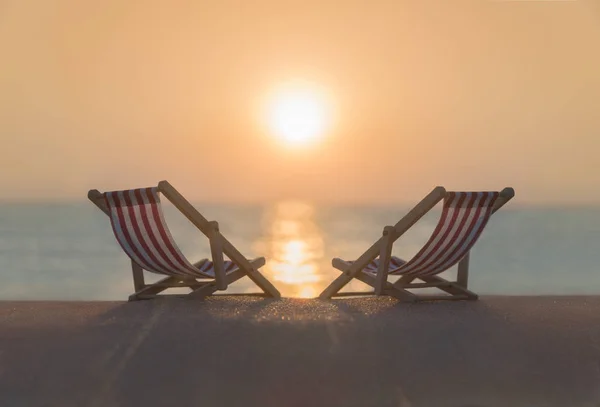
[88,180,280,301]
[319,187,515,302]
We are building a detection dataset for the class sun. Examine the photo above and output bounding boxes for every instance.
[265,82,332,146]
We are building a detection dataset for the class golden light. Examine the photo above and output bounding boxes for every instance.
[255,201,325,298]
[298,286,318,299]
[265,82,333,146]
[270,239,321,284]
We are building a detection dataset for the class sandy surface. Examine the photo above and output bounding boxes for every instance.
[1,296,600,407]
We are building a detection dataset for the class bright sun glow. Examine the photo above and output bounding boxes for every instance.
[266,82,332,146]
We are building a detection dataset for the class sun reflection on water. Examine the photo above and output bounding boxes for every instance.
[255,201,325,298]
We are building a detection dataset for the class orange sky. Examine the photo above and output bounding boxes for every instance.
[1,0,599,205]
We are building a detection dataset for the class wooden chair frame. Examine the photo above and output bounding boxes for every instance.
[319,186,515,302]
[88,180,281,301]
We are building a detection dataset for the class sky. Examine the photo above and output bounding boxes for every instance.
[1,0,599,205]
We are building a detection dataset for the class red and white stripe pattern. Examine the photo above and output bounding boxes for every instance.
[341,191,499,278]
[104,187,239,279]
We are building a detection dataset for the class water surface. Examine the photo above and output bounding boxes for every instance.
[0,201,598,300]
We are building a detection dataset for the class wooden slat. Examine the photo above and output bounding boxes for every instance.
[353,269,418,302]
[219,240,278,297]
[158,180,280,298]
[156,181,213,235]
[208,222,227,290]
[390,186,447,240]
[128,276,180,301]
[414,295,470,302]
[186,283,219,300]
[374,226,394,295]
[136,294,189,300]
[419,275,479,299]
[187,267,244,299]
[149,281,211,289]
[492,187,515,214]
[211,292,270,297]
[332,291,376,297]
[87,189,109,215]
[405,281,452,288]
[319,259,355,298]
[138,292,272,300]
[186,259,266,298]
[331,258,351,272]
[131,260,145,292]
[456,252,470,288]
[393,274,417,288]
[319,274,353,299]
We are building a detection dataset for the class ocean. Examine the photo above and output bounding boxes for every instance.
[0,200,599,300]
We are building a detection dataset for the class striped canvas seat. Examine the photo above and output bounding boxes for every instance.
[335,192,498,279]
[104,187,242,279]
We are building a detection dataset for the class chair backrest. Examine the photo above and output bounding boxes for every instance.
[104,187,209,278]
[395,191,499,277]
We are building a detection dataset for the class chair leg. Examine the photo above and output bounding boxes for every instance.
[129,276,181,301]
[131,261,145,292]
[130,259,278,301]
[187,283,219,300]
[456,253,470,288]
[231,257,280,298]
[374,227,394,295]
[393,272,478,301]
[187,267,268,300]
[319,273,354,299]
[320,268,418,302]
[354,272,418,302]
[193,256,279,298]
[244,270,281,298]
[416,275,478,300]
[393,275,417,288]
